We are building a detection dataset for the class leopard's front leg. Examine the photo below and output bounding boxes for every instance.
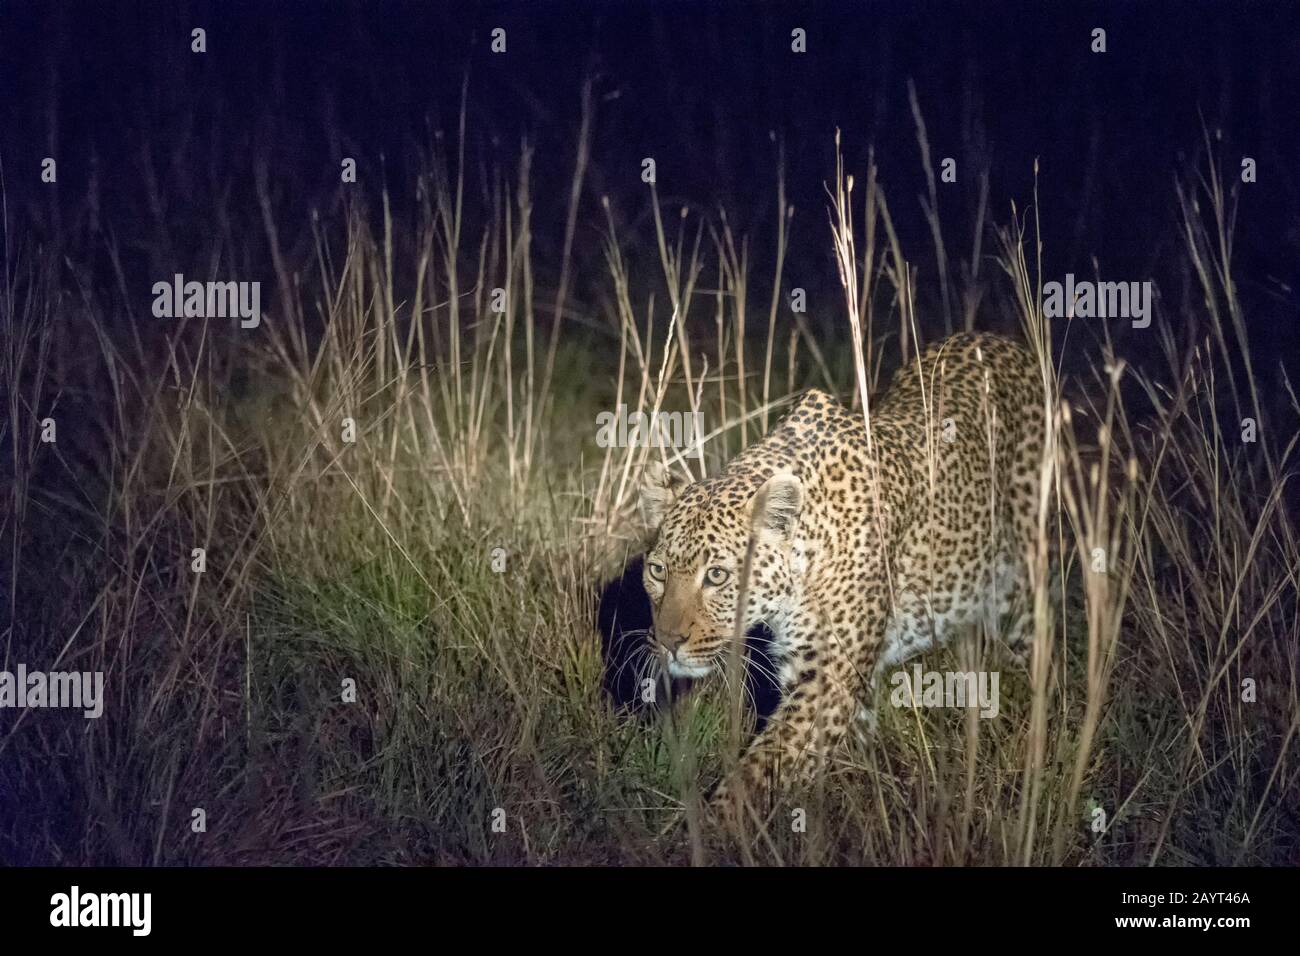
[708,670,843,823]
[708,611,879,824]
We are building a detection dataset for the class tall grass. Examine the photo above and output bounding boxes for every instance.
[1,110,1296,864]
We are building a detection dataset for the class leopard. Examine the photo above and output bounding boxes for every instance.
[638,331,1047,823]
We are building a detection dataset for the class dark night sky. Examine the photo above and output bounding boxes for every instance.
[2,1,1297,380]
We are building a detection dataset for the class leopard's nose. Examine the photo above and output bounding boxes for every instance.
[658,632,689,654]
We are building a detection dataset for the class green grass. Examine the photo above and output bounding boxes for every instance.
[3,125,1297,866]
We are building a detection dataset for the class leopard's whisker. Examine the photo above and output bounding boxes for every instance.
[610,634,655,686]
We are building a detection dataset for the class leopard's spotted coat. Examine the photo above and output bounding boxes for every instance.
[639,332,1046,820]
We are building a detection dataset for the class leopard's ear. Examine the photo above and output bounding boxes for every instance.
[752,471,803,537]
[640,460,688,531]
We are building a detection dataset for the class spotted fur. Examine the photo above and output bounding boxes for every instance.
[639,332,1046,821]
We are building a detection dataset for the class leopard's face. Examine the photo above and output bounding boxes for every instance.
[640,463,803,678]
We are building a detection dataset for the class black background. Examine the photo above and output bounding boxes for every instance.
[1,0,1297,379]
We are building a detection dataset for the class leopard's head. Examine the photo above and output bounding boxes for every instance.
[639,460,803,678]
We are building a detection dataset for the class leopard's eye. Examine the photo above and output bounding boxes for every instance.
[704,566,730,586]
[647,561,666,582]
